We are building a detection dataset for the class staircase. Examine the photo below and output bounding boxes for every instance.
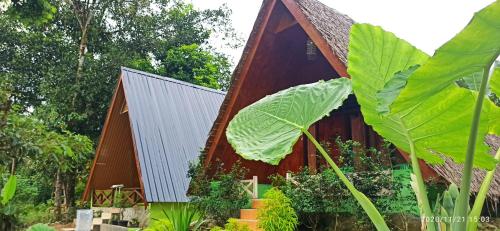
[234,199,266,231]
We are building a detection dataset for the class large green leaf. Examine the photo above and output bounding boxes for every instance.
[349,24,497,170]
[376,65,419,114]
[491,61,500,96]
[1,175,17,205]
[392,1,500,112]
[226,78,352,165]
[227,78,390,230]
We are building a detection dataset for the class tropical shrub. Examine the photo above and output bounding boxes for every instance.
[271,168,352,230]
[189,160,250,226]
[161,203,204,231]
[210,218,251,231]
[257,188,298,231]
[1,175,17,231]
[272,166,418,230]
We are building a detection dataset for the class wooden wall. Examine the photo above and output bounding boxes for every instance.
[89,82,142,190]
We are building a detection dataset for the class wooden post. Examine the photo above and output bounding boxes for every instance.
[350,114,367,170]
[253,176,258,199]
[307,125,317,173]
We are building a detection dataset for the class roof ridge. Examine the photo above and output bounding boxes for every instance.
[121,67,227,95]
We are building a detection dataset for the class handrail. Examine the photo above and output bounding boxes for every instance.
[240,176,258,199]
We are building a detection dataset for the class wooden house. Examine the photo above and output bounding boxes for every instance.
[83,68,226,208]
[201,0,500,206]
[202,0,396,182]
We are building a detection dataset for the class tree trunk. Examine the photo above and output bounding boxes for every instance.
[54,169,63,221]
[10,157,15,174]
[64,172,77,221]
[71,26,89,108]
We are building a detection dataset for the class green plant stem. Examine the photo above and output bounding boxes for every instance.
[303,129,390,231]
[467,147,500,231]
[453,66,492,231]
[408,140,437,231]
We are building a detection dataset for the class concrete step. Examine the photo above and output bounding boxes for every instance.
[251,199,267,209]
[240,209,258,220]
[234,219,262,231]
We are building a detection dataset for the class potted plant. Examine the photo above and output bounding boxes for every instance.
[129,218,140,228]
[113,191,131,227]
[110,214,119,225]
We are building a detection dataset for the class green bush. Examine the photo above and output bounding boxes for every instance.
[270,138,419,230]
[257,188,298,231]
[189,160,250,226]
[145,218,174,231]
[210,218,251,231]
[376,166,419,216]
[271,167,357,230]
[161,203,204,231]
[26,223,55,231]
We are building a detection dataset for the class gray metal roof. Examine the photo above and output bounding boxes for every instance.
[121,67,226,202]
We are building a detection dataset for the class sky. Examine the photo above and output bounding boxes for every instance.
[189,0,496,64]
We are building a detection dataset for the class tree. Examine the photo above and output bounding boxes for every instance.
[2,0,240,140]
[161,44,232,90]
[0,0,241,224]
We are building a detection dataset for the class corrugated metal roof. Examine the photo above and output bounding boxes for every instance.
[121,67,226,202]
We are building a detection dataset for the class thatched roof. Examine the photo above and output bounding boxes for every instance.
[430,135,500,201]
[294,0,354,65]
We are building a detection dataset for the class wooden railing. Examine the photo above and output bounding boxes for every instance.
[241,176,258,199]
[92,187,144,207]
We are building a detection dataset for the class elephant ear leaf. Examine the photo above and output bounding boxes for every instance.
[226,78,352,165]
[376,65,419,114]
[1,175,17,205]
[349,23,497,170]
[392,1,500,112]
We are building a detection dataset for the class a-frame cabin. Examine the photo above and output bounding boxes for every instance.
[202,0,440,183]
[83,68,225,206]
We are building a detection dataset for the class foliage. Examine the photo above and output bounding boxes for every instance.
[16,203,53,227]
[161,203,204,231]
[348,1,500,230]
[376,167,419,217]
[189,160,250,226]
[5,0,56,25]
[26,223,55,231]
[468,147,500,231]
[1,175,16,205]
[270,168,350,230]
[0,175,17,230]
[145,218,174,231]
[161,44,232,90]
[226,78,351,165]
[350,24,497,169]
[0,108,93,224]
[257,188,298,231]
[272,165,417,230]
[432,183,460,231]
[225,78,390,230]
[210,218,251,231]
[1,0,241,224]
[490,62,500,97]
